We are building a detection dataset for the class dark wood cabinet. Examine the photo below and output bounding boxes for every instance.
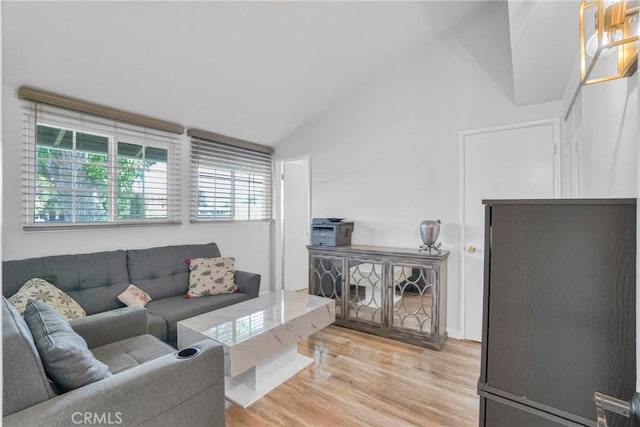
[479,199,636,427]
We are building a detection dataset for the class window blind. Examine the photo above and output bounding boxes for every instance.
[18,86,184,134]
[190,132,273,222]
[22,103,182,229]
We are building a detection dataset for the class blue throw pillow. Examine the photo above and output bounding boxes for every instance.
[23,299,111,392]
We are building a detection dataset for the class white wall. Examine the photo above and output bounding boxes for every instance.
[562,54,640,392]
[565,80,638,197]
[273,15,562,337]
[2,2,278,292]
[2,5,275,292]
[563,49,638,198]
[2,90,272,292]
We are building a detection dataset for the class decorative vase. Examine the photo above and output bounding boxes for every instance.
[419,220,441,253]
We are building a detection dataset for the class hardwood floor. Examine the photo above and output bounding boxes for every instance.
[226,325,481,427]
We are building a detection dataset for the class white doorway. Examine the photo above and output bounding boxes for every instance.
[278,157,311,292]
[460,119,559,341]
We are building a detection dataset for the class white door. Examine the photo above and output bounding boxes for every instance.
[282,158,310,291]
[462,120,558,341]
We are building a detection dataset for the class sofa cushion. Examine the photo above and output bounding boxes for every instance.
[69,306,148,350]
[117,283,152,307]
[3,250,130,315]
[146,292,249,346]
[24,299,112,393]
[147,312,168,342]
[2,298,56,416]
[127,243,221,300]
[187,257,237,297]
[91,334,175,374]
[9,278,86,320]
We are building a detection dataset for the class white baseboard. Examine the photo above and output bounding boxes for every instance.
[259,289,271,295]
[446,328,463,340]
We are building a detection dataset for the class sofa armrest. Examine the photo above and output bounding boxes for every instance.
[69,306,147,349]
[3,339,225,427]
[234,270,261,298]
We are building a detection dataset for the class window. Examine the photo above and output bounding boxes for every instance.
[23,104,181,228]
[190,131,273,222]
[117,142,169,220]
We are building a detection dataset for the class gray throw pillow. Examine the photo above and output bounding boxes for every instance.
[23,299,111,392]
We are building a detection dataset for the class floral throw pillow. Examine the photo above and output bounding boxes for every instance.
[117,284,152,307]
[187,257,238,297]
[8,278,86,321]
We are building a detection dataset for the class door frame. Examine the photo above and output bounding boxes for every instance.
[458,118,560,340]
[275,155,312,291]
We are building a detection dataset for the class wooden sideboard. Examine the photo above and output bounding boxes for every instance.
[307,244,448,350]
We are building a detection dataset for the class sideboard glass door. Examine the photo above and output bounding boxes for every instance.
[346,259,385,326]
[390,263,436,339]
[309,255,344,318]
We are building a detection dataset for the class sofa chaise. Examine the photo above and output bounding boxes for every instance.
[2,297,226,427]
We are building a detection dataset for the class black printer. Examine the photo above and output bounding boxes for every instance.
[311,218,354,246]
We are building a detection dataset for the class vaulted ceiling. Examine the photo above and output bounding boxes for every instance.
[508,0,579,106]
[2,1,579,145]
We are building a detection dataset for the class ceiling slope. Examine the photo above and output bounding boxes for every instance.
[3,2,435,145]
[508,0,580,106]
[3,1,579,145]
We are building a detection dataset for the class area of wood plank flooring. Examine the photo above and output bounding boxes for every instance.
[226,325,481,427]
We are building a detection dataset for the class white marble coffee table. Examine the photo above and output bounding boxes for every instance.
[177,291,335,408]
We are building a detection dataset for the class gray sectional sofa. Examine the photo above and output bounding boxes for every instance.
[3,298,226,426]
[2,242,261,347]
[2,242,261,426]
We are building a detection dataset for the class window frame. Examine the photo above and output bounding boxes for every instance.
[23,103,181,230]
[115,140,171,221]
[34,122,114,223]
[190,133,274,223]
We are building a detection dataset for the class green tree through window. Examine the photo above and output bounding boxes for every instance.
[34,124,168,224]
